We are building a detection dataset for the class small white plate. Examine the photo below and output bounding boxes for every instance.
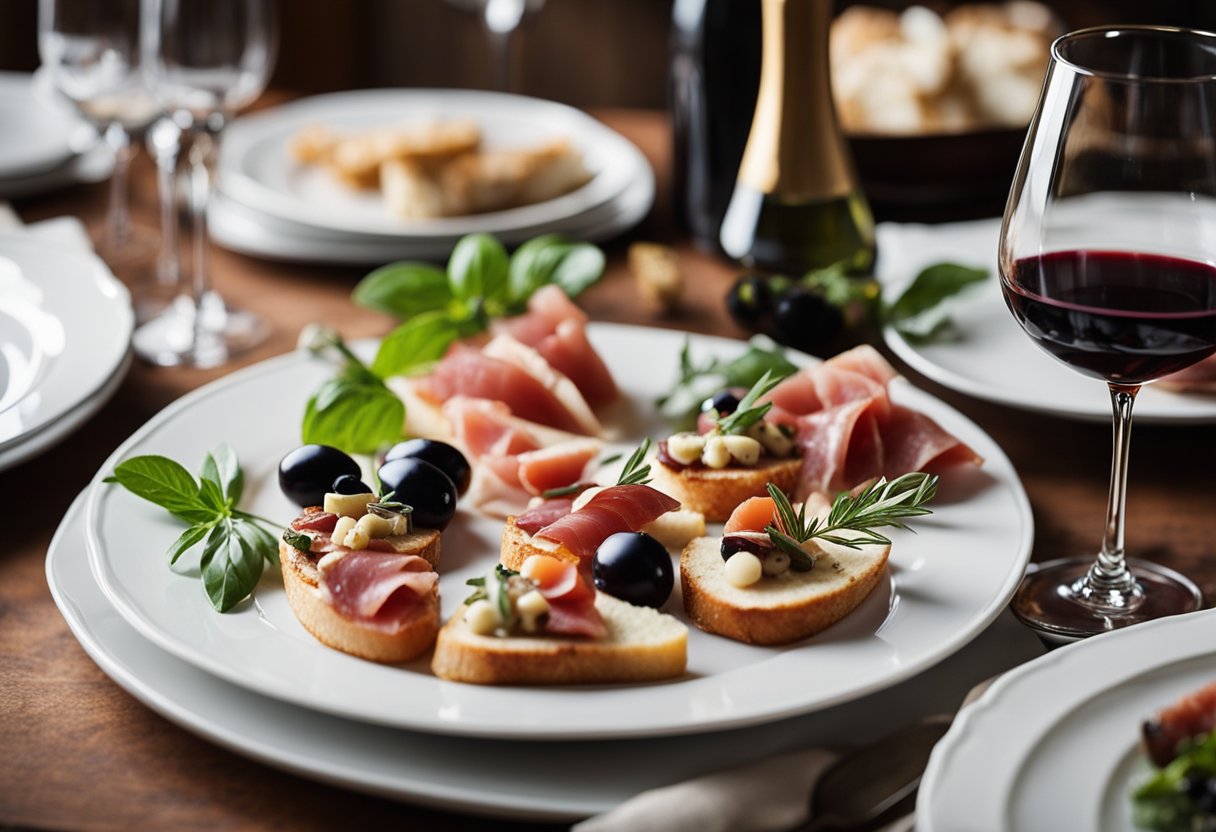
[49,491,1045,821]
[919,607,1216,832]
[877,217,1216,424]
[219,88,650,239]
[0,71,88,179]
[0,237,133,450]
[85,324,1032,740]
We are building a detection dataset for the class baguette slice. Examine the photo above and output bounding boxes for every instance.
[279,530,441,663]
[680,535,890,645]
[497,508,704,572]
[431,593,687,685]
[650,456,801,522]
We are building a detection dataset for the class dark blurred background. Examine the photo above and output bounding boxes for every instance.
[2,0,1214,109]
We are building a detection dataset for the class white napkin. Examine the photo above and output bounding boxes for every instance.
[574,676,1001,832]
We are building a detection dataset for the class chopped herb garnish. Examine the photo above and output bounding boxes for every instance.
[541,483,585,499]
[764,473,938,565]
[464,564,519,623]
[282,528,314,555]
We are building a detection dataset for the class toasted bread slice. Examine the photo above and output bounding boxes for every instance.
[279,530,441,663]
[650,456,801,523]
[431,593,687,685]
[499,517,576,571]
[680,535,890,645]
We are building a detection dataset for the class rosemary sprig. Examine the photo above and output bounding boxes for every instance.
[541,483,584,499]
[616,438,652,486]
[715,370,782,435]
[464,564,519,623]
[764,473,938,562]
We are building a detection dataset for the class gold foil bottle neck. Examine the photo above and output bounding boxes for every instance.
[736,0,855,202]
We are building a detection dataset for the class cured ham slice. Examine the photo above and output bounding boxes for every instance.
[316,551,437,632]
[482,334,602,435]
[522,555,606,639]
[515,495,579,535]
[1143,680,1216,767]
[492,285,617,407]
[517,440,602,495]
[880,406,983,476]
[445,397,543,459]
[823,344,899,385]
[416,345,589,434]
[794,398,877,497]
[535,484,680,562]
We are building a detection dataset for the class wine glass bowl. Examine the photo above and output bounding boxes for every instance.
[999,25,1216,641]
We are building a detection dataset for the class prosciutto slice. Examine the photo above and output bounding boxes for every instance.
[535,484,679,561]
[515,495,579,534]
[416,346,589,434]
[316,551,437,632]
[445,397,543,458]
[880,405,983,476]
[492,284,588,345]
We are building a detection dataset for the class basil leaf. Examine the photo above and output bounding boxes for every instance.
[282,528,313,555]
[371,310,462,378]
[302,379,404,456]
[719,345,797,389]
[448,233,509,302]
[887,263,987,324]
[352,262,453,319]
[200,442,243,503]
[233,517,279,566]
[108,455,212,523]
[507,234,565,303]
[166,521,214,565]
[200,519,264,613]
[550,242,606,299]
[198,477,228,513]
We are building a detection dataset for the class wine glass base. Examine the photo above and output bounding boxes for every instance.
[132,292,267,369]
[1012,557,1203,644]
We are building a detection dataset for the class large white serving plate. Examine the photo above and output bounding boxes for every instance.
[877,217,1216,424]
[51,492,1045,821]
[86,324,1033,740]
[919,607,1216,832]
[0,237,133,450]
[219,88,651,239]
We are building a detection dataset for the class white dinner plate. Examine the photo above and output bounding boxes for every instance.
[219,88,650,239]
[50,491,1045,821]
[85,324,1033,740]
[919,607,1216,832]
[0,237,133,451]
[877,217,1216,424]
[209,161,654,265]
[0,71,88,179]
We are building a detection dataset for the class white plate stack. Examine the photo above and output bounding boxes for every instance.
[210,89,657,265]
[0,72,112,199]
[0,224,133,472]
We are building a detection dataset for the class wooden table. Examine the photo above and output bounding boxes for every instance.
[3,107,1214,832]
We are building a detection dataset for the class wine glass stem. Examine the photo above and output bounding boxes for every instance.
[103,121,134,252]
[1088,383,1142,597]
[155,124,182,289]
[186,127,218,343]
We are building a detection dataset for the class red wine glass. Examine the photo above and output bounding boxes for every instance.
[999,26,1216,641]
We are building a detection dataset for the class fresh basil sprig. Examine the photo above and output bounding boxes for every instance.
[888,263,988,344]
[104,444,280,613]
[299,327,404,456]
[353,232,606,379]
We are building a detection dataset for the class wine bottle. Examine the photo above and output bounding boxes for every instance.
[719,0,875,275]
[669,0,762,250]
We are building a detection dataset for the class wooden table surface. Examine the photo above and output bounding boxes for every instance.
[3,106,1215,832]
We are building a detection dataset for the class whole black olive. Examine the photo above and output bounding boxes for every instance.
[279,445,361,508]
[726,274,775,330]
[376,457,458,530]
[383,438,472,495]
[766,287,845,354]
[331,474,373,495]
[592,532,674,608]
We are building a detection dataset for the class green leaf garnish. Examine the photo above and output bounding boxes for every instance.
[541,483,585,499]
[282,528,314,555]
[657,337,796,426]
[715,370,781,435]
[888,263,988,343]
[616,438,653,486]
[764,472,938,559]
[108,447,280,612]
[302,376,404,457]
[353,262,453,319]
[448,233,510,303]
[464,565,520,626]
[1133,731,1216,830]
[370,309,464,378]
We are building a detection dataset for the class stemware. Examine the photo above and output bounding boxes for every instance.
[447,0,546,91]
[37,0,160,267]
[999,25,1216,641]
[133,0,275,369]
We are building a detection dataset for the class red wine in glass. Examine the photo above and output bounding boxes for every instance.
[1004,250,1216,384]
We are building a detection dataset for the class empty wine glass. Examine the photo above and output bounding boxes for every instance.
[447,0,546,91]
[38,0,160,267]
[1000,26,1216,641]
[132,0,275,369]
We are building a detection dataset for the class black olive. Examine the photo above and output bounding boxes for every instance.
[279,445,361,508]
[331,474,372,495]
[726,274,775,330]
[376,457,458,530]
[702,389,742,416]
[383,439,472,495]
[766,286,845,354]
[592,532,674,608]
[720,533,776,561]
